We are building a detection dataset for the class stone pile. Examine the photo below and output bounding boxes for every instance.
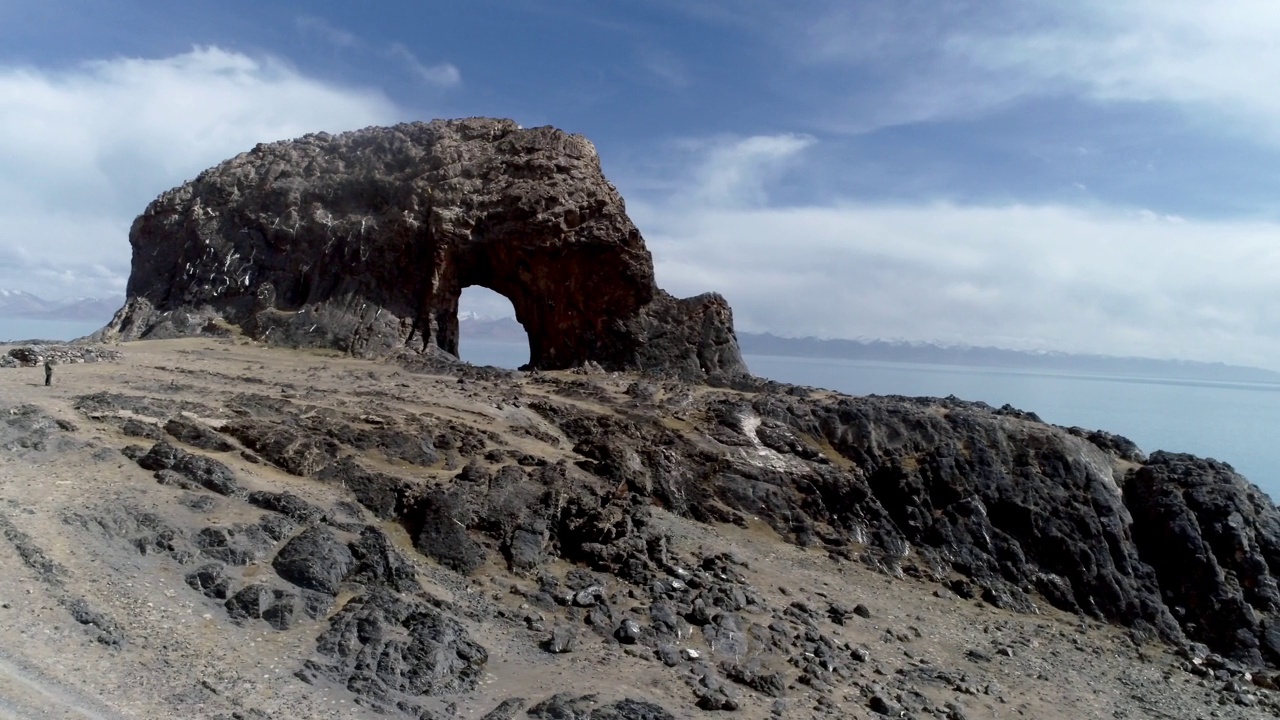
[1,344,122,368]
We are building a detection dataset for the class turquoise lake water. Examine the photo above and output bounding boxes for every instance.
[0,319,103,342]
[459,339,1280,500]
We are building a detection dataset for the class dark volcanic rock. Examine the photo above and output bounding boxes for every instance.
[346,526,421,594]
[164,416,234,452]
[1127,452,1280,665]
[65,597,124,647]
[272,526,354,595]
[527,694,676,720]
[314,457,409,519]
[225,584,272,621]
[481,699,526,720]
[722,658,787,698]
[411,489,487,574]
[193,524,274,565]
[695,395,1185,640]
[524,389,1280,667]
[261,593,299,631]
[545,625,576,654]
[135,442,242,497]
[100,118,745,378]
[299,589,487,712]
[185,563,231,599]
[246,490,325,524]
[221,420,337,477]
[1,404,79,454]
[121,418,163,440]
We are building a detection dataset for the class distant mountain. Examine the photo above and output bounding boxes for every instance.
[426,317,1280,384]
[458,315,527,343]
[738,332,1280,384]
[0,290,120,322]
[0,289,53,317]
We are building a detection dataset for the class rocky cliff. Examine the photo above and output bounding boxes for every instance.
[98,118,745,378]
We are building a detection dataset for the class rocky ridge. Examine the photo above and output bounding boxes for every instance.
[96,118,744,379]
[1,338,1277,718]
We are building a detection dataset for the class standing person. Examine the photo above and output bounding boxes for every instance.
[43,358,53,387]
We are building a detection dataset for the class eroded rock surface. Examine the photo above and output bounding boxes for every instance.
[1128,452,1280,665]
[98,118,745,378]
[300,588,489,714]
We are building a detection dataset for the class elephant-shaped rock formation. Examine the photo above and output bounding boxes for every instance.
[101,118,745,378]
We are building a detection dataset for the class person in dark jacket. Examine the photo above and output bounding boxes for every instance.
[44,358,53,386]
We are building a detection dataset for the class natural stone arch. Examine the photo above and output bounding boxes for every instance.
[100,118,745,379]
[424,210,654,369]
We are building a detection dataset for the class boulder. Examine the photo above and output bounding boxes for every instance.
[346,526,421,594]
[134,441,242,497]
[185,563,231,599]
[164,416,234,452]
[272,526,354,595]
[300,589,487,710]
[1127,452,1280,665]
[246,490,325,524]
[193,524,275,565]
[411,489,486,574]
[225,584,272,621]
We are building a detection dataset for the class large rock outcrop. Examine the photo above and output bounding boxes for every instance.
[99,118,745,377]
[1127,452,1280,665]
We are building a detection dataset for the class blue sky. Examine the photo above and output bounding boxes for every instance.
[5,1,1280,367]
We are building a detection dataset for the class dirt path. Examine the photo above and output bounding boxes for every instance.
[0,653,119,720]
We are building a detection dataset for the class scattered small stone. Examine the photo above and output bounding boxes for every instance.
[868,693,900,716]
[965,648,992,663]
[546,626,576,654]
[616,618,642,645]
[185,563,231,600]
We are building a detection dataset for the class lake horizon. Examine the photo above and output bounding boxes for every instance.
[0,318,104,343]
[3,327,1271,501]
[458,338,1280,500]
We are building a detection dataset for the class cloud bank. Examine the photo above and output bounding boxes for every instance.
[630,134,1280,370]
[785,0,1280,136]
[0,47,401,297]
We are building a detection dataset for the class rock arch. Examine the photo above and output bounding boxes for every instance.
[101,118,746,379]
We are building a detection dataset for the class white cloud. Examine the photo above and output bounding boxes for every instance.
[628,133,1280,370]
[295,15,362,49]
[684,134,815,207]
[0,47,402,298]
[388,44,461,87]
[459,286,518,320]
[955,0,1280,134]
[786,0,1280,136]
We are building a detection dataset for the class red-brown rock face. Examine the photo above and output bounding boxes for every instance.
[100,118,746,378]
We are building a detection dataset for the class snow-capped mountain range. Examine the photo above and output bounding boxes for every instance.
[0,290,121,322]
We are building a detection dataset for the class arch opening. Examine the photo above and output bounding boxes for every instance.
[456,285,528,369]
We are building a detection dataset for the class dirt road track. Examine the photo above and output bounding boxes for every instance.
[0,654,119,720]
